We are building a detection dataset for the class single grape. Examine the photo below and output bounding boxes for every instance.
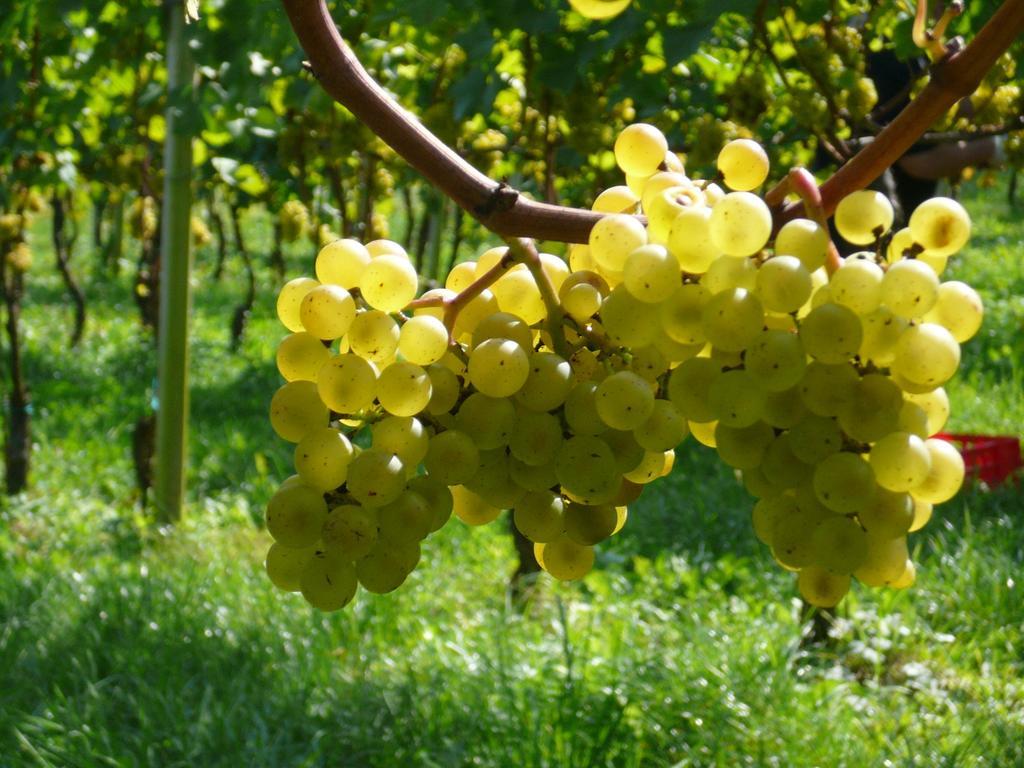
[717,138,769,192]
[300,552,358,612]
[265,543,316,592]
[316,239,370,289]
[377,361,432,417]
[277,277,319,333]
[265,483,328,548]
[774,218,828,271]
[614,123,668,177]
[270,380,329,442]
[813,452,877,514]
[909,196,970,257]
[399,315,449,365]
[299,284,357,340]
[321,504,378,559]
[277,332,331,382]
[345,449,406,508]
[709,192,772,257]
[317,353,377,414]
[348,310,400,363]
[834,190,894,245]
[294,427,354,491]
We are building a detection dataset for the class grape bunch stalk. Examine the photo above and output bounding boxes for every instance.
[263,123,979,613]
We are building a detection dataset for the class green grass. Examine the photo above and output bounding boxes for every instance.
[0,182,1022,767]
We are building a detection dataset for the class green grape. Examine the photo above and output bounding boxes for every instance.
[869,431,931,492]
[745,329,807,392]
[317,353,377,414]
[813,452,877,514]
[854,534,909,586]
[555,435,619,501]
[909,197,970,257]
[423,430,480,485]
[904,388,949,436]
[838,373,904,444]
[365,239,409,260]
[509,455,560,492]
[857,487,914,540]
[299,284,357,340]
[762,387,808,429]
[563,502,618,545]
[708,369,765,428]
[891,323,960,389]
[456,393,515,449]
[406,474,454,533]
[614,123,668,177]
[356,541,412,594]
[756,255,812,314]
[809,516,868,574]
[474,246,511,277]
[467,338,530,398]
[788,414,843,464]
[316,239,370,289]
[265,542,316,592]
[667,357,719,423]
[602,428,645,474]
[639,172,689,216]
[889,559,916,589]
[277,277,320,333]
[540,252,570,292]
[898,401,930,439]
[668,206,718,274]
[909,497,933,532]
[377,361,432,417]
[634,399,688,452]
[493,270,545,325]
[714,421,774,469]
[377,490,433,544]
[446,261,477,291]
[834,190,894,245]
[270,380,329,442]
[709,192,772,257]
[508,408,563,466]
[798,566,851,607]
[717,138,769,192]
[622,449,671,484]
[294,427,354,491]
[425,363,460,415]
[799,303,863,364]
[688,420,717,448]
[513,491,565,543]
[760,433,814,489]
[600,284,660,347]
[798,361,859,418]
[702,250,758,293]
[562,282,603,322]
[300,551,358,612]
[372,416,429,468]
[359,254,418,313]
[924,281,984,342]
[589,213,648,274]
[629,345,669,383]
[536,536,595,581]
[451,484,502,526]
[659,283,710,345]
[349,310,400,363]
[829,257,884,315]
[320,505,378,561]
[646,185,705,243]
[398,315,449,365]
[593,184,640,214]
[345,449,406,508]
[563,381,606,436]
[654,329,704,364]
[623,244,680,303]
[752,493,797,544]
[472,311,533,351]
[701,287,765,352]
[912,438,965,504]
[880,258,939,318]
[858,306,908,366]
[771,507,823,569]
[774,218,828,271]
[276,332,331,382]
[265,483,328,548]
[596,371,655,430]
[515,351,573,412]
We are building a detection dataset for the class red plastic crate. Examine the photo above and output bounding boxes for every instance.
[934,433,1023,486]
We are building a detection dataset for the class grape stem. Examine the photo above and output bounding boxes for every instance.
[504,237,571,359]
[444,253,516,336]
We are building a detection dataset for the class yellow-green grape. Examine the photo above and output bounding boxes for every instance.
[316,239,370,289]
[639,172,689,214]
[509,409,563,465]
[614,123,667,177]
[276,332,331,382]
[451,484,502,526]
[912,438,965,504]
[300,551,358,612]
[880,259,939,319]
[756,256,812,314]
[910,497,933,532]
[317,353,377,414]
[589,213,648,274]
[788,414,843,464]
[299,284,357,340]
[646,185,705,243]
[810,516,869,573]
[890,559,916,589]
[745,329,807,392]
[265,543,316,592]
[869,431,932,492]
[474,246,512,277]
[709,369,766,428]
[830,257,884,315]
[771,507,823,569]
[813,452,877,514]
[452,289,500,342]
[321,504,378,559]
[904,388,950,435]
[924,280,983,342]
[762,387,808,429]
[838,373,904,444]
[276,277,320,333]
[717,138,769,191]
[799,303,863,364]
[555,435,619,501]
[715,421,774,470]
[562,282,603,322]
[630,344,669,383]
[564,381,606,436]
[294,427,353,491]
[407,474,454,533]
[703,250,758,293]
[348,310,400,364]
[563,502,618,545]
[834,190,894,245]
[466,448,526,509]
[456,393,515,449]
[774,218,829,272]
[356,541,411,594]
[270,381,329,442]
[600,284,660,347]
[634,399,687,452]
[513,491,565,543]
[411,288,452,322]
[467,338,530,398]
[602,429,645,475]
[891,323,960,389]
[378,490,433,544]
[372,416,429,467]
[536,536,595,581]
[493,270,546,325]
[908,196,970,257]
[595,371,655,430]
[266,483,328,548]
[859,306,909,366]
[345,449,406,508]
[568,245,596,272]
[472,311,533,351]
[688,420,717,448]
[798,362,858,418]
[798,566,851,608]
[752,493,796,544]
[701,287,765,353]
[397,315,449,366]
[510,456,560,492]
[854,534,909,586]
[667,357,719,423]
[898,401,931,439]
[569,0,632,20]
[425,363,461,415]
[857,488,914,540]
[659,284,709,346]
[592,184,640,214]
[377,361,432,417]
[668,206,718,274]
[623,244,680,303]
[366,239,408,260]
[709,192,772,257]
[760,433,814,489]
[424,430,481,485]
[445,261,477,291]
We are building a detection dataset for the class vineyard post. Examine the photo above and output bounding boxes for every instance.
[154,0,194,522]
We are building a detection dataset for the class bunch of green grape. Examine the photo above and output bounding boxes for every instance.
[279,199,310,244]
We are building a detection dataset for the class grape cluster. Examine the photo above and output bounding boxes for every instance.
[264,123,980,613]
